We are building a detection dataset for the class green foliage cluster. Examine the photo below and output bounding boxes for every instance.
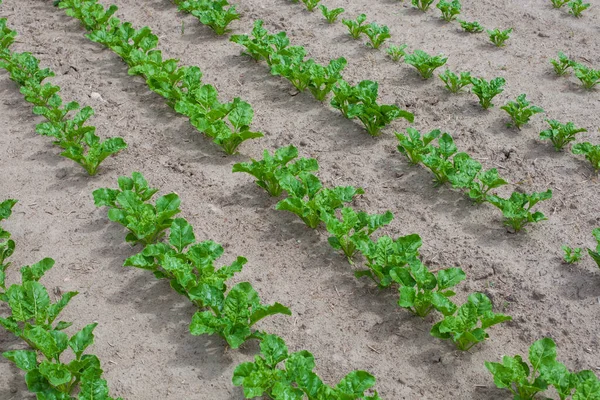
[551,51,600,90]
[500,94,544,130]
[458,20,484,33]
[0,201,121,399]
[470,76,506,109]
[235,147,512,351]
[551,0,591,17]
[174,0,240,35]
[94,174,381,398]
[58,0,262,154]
[436,0,462,22]
[319,5,345,23]
[231,21,413,135]
[540,119,587,151]
[486,337,600,399]
[404,49,448,80]
[487,28,512,47]
[341,14,391,49]
[396,128,552,232]
[439,69,472,93]
[0,19,126,175]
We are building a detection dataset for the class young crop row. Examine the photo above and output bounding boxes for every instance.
[0,18,127,175]
[233,145,513,351]
[0,200,121,399]
[92,172,382,399]
[56,0,263,155]
[172,0,240,36]
[231,20,414,136]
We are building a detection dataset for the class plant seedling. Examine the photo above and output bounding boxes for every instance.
[550,52,575,76]
[487,28,512,47]
[500,94,544,130]
[306,57,347,101]
[232,334,381,399]
[391,262,466,318]
[319,5,344,23]
[431,293,512,351]
[551,0,569,7]
[386,44,408,62]
[470,77,506,109]
[437,0,461,21]
[468,168,508,204]
[572,142,600,173]
[458,20,484,33]
[588,228,600,268]
[322,208,394,262]
[355,234,423,288]
[301,0,321,12]
[573,63,600,90]
[562,246,583,264]
[487,190,553,232]
[189,2,240,35]
[92,172,180,244]
[412,0,435,12]
[421,132,458,186]
[342,14,368,39]
[363,23,391,49]
[539,119,587,151]
[439,69,472,93]
[404,49,448,79]
[396,127,441,165]
[232,145,319,197]
[568,0,590,17]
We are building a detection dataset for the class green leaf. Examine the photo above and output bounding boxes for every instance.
[3,350,38,372]
[69,322,98,359]
[39,360,72,386]
[169,218,195,253]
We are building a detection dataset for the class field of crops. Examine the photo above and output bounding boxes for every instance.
[0,0,599,399]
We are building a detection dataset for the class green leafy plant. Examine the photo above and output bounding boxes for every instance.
[562,246,583,264]
[588,228,600,268]
[458,20,484,33]
[404,50,448,79]
[486,337,600,400]
[539,119,587,151]
[232,334,381,399]
[190,282,291,349]
[177,0,240,35]
[354,234,423,288]
[275,171,364,229]
[573,63,600,90]
[301,0,321,12]
[421,132,459,186]
[342,14,368,39]
[468,168,508,204]
[550,52,575,76]
[0,199,17,279]
[487,190,553,232]
[319,5,345,23]
[386,44,408,62]
[233,145,319,197]
[412,0,435,11]
[391,262,465,318]
[0,22,126,175]
[396,127,441,165]
[470,76,506,109]
[439,69,472,93]
[572,142,600,172]
[322,207,393,262]
[487,28,512,47]
[92,172,181,244]
[331,80,414,136]
[500,94,544,129]
[568,0,591,17]
[306,57,347,101]
[436,0,461,21]
[431,293,512,351]
[551,0,569,7]
[363,22,391,49]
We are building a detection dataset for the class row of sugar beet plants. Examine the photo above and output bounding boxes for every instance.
[231,20,414,136]
[92,172,383,399]
[233,145,513,351]
[172,0,240,36]
[0,18,127,175]
[396,128,553,233]
[56,0,262,155]
[0,200,122,399]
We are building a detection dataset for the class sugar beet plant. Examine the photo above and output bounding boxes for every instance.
[412,0,435,12]
[57,0,263,154]
[0,19,126,175]
[439,69,472,93]
[486,337,600,399]
[173,0,240,35]
[0,201,121,399]
[95,173,382,395]
[319,5,344,23]
[236,146,512,349]
[539,119,587,151]
[404,50,448,80]
[487,28,512,47]
[436,0,462,22]
[470,77,506,109]
[500,94,544,130]
[572,142,600,173]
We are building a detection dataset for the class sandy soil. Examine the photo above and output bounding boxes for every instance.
[1,0,599,399]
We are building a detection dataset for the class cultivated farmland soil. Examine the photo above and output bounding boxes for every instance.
[1,0,599,399]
